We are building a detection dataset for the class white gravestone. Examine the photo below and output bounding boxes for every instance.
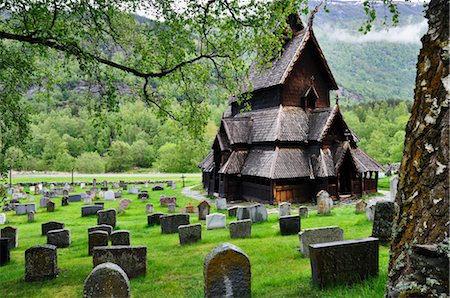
[215,198,227,210]
[278,202,291,217]
[104,190,115,201]
[206,213,226,230]
[0,213,6,225]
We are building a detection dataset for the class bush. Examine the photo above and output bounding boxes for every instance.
[107,141,133,172]
[75,152,106,173]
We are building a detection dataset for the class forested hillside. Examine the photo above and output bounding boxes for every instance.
[4,1,426,173]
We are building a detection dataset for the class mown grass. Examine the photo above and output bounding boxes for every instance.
[1,176,388,298]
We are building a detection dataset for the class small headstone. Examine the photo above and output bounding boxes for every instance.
[299,226,344,257]
[47,228,71,248]
[114,190,122,198]
[167,203,176,213]
[127,186,140,194]
[29,186,35,194]
[80,182,86,189]
[42,221,64,236]
[68,194,82,202]
[93,246,147,278]
[184,203,195,213]
[97,209,117,228]
[317,190,333,215]
[229,219,252,239]
[279,215,300,235]
[227,206,238,217]
[112,183,119,189]
[94,202,105,208]
[0,213,5,225]
[27,211,35,223]
[204,243,251,298]
[144,182,149,188]
[62,196,69,206]
[355,200,368,213]
[147,213,166,226]
[83,262,131,298]
[39,197,50,209]
[88,231,109,256]
[25,244,58,281]
[390,176,399,201]
[160,196,176,206]
[152,185,164,191]
[278,202,291,217]
[46,200,55,212]
[198,201,211,220]
[146,204,154,213]
[82,205,103,217]
[371,201,395,241]
[104,190,115,201]
[111,230,130,246]
[62,189,69,197]
[309,238,379,288]
[215,198,227,210]
[138,191,149,201]
[98,191,104,199]
[160,214,190,234]
[299,206,309,218]
[34,186,41,195]
[366,203,376,221]
[206,213,226,230]
[119,199,130,211]
[1,226,18,248]
[49,184,55,190]
[88,224,113,237]
[178,224,202,245]
[93,178,97,188]
[0,238,10,266]
[84,196,92,205]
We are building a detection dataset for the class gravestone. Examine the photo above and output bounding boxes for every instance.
[82,205,103,217]
[39,197,50,209]
[371,201,395,242]
[198,201,210,220]
[279,215,300,236]
[119,199,131,211]
[366,203,376,221]
[160,196,176,206]
[147,213,166,226]
[50,184,55,190]
[93,178,97,188]
[146,204,154,213]
[144,182,149,188]
[29,186,35,194]
[299,206,309,218]
[47,229,71,248]
[390,176,398,201]
[138,191,149,201]
[128,186,140,194]
[104,190,115,201]
[112,183,119,189]
[227,206,238,217]
[80,182,86,189]
[93,246,147,278]
[114,190,122,198]
[229,219,252,239]
[152,185,164,191]
[27,211,35,223]
[167,203,176,213]
[204,243,251,298]
[88,225,113,237]
[102,181,108,191]
[317,190,333,215]
[97,209,117,228]
[98,191,104,199]
[84,196,92,205]
[178,224,202,245]
[68,194,82,202]
[25,244,58,281]
[0,213,5,225]
[184,203,195,213]
[94,202,105,208]
[111,230,130,246]
[215,198,227,210]
[34,186,40,195]
[46,201,55,212]
[309,238,379,288]
[1,226,18,248]
[15,203,36,215]
[83,262,130,298]
[355,199,367,213]
[62,189,69,197]
[88,231,109,256]
[299,226,344,257]
[160,214,190,234]
[206,213,226,230]
[62,196,69,206]
[42,221,64,236]
[278,202,291,217]
[0,238,10,266]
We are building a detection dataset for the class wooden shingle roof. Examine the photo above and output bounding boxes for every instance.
[198,151,214,173]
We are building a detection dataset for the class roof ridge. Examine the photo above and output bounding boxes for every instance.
[279,29,311,85]
[270,146,279,179]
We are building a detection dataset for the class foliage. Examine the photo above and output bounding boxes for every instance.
[75,152,106,174]
[107,141,134,172]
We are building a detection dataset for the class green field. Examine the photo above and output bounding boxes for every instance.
[1,176,389,297]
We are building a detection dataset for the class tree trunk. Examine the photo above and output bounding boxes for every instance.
[385,0,449,297]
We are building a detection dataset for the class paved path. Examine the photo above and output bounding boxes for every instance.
[181,185,214,203]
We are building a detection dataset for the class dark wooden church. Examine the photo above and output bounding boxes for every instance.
[199,14,384,203]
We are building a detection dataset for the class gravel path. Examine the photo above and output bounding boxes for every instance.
[181,185,214,203]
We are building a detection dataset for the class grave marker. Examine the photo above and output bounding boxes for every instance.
[229,220,252,239]
[83,262,130,298]
[88,231,109,256]
[1,226,18,248]
[198,201,210,220]
[299,226,344,257]
[93,246,147,278]
[25,244,58,281]
[278,202,291,217]
[97,209,117,228]
[160,214,190,234]
[279,215,300,235]
[47,229,71,248]
[0,238,10,266]
[111,230,130,246]
[178,224,202,245]
[206,213,226,230]
[42,221,64,236]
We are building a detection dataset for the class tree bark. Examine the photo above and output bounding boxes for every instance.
[385,0,449,297]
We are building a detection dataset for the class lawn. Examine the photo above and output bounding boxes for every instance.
[1,175,389,298]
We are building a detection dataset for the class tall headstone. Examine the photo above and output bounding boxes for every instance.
[0,237,10,266]
[366,203,376,221]
[299,206,309,218]
[178,224,202,245]
[278,202,291,217]
[25,244,58,281]
[27,211,35,223]
[198,201,210,220]
[61,196,69,206]
[317,190,333,215]
[46,201,55,212]
[371,201,395,242]
[88,231,109,256]
[204,243,251,298]
[83,262,131,298]
[97,209,117,228]
[1,226,18,248]
[111,230,130,246]
[389,176,399,201]
[278,215,300,236]
[0,213,6,225]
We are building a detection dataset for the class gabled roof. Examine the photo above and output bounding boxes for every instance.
[222,118,252,145]
[198,151,214,172]
[219,151,248,174]
[245,25,338,93]
[334,142,384,173]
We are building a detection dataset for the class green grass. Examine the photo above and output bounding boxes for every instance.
[377,176,392,191]
[1,176,388,298]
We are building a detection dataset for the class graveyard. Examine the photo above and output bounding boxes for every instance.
[0,175,392,297]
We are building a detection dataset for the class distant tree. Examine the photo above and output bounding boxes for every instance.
[107,141,133,172]
[130,140,155,168]
[75,152,106,174]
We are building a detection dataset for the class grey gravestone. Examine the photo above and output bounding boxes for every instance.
[299,226,344,257]
[278,202,291,217]
[0,238,10,266]
[0,213,5,225]
[88,225,113,237]
[279,215,300,236]
[178,224,202,245]
[198,201,210,220]
[371,201,395,242]
[390,176,398,201]
[62,196,69,206]
[147,213,166,226]
[206,213,226,230]
[46,201,55,212]
[317,190,333,215]
[68,195,82,202]
[88,231,109,256]
[83,262,130,298]
[160,214,190,234]
[215,198,227,210]
[237,204,268,223]
[146,204,154,213]
[355,200,367,213]
[111,230,130,246]
[167,203,176,213]
[204,243,251,298]
[82,205,103,217]
[152,185,164,191]
[229,220,252,239]
[27,211,35,223]
[93,246,147,279]
[160,196,176,206]
[254,204,268,222]
[39,197,50,209]
[25,244,58,281]
[299,206,309,218]
[15,203,36,215]
[97,209,117,228]
[1,226,18,248]
[42,221,64,236]
[366,204,376,221]
[227,206,238,217]
[47,229,71,248]
[309,238,379,288]
[94,202,105,208]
